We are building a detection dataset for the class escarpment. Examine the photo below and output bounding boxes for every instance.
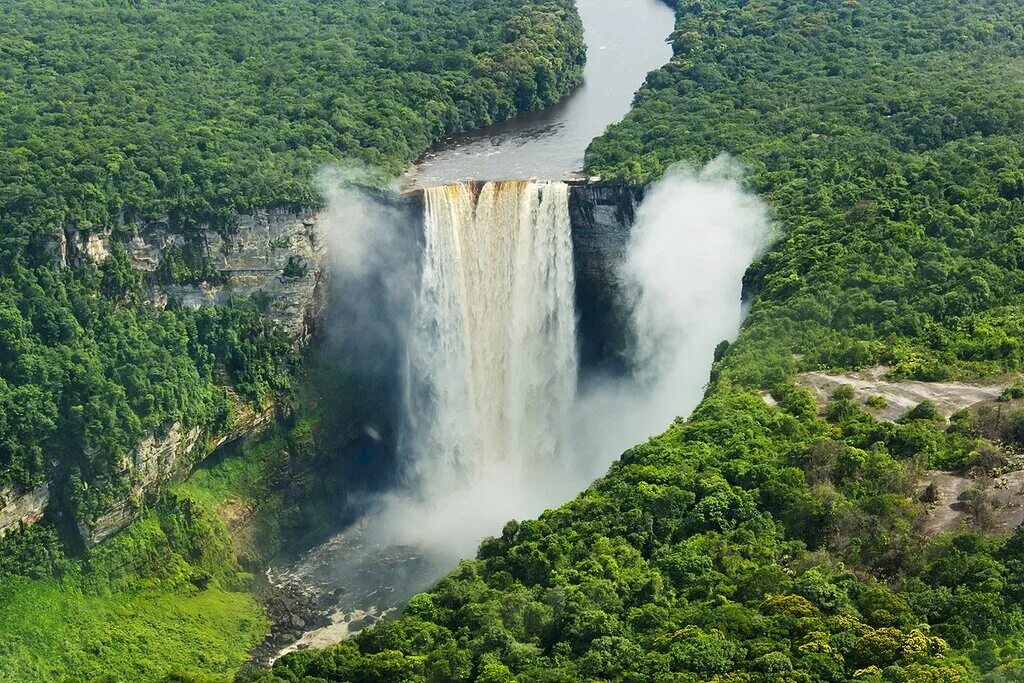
[9,181,643,546]
[3,208,329,544]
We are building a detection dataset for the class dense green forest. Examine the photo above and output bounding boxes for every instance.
[0,0,583,527]
[0,0,585,678]
[588,0,1024,385]
[248,0,1024,681]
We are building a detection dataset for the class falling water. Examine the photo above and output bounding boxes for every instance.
[402,181,579,499]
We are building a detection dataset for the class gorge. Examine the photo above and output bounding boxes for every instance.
[272,158,770,655]
[6,0,1024,679]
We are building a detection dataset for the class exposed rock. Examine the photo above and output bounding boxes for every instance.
[127,207,327,345]
[209,395,277,452]
[36,206,324,545]
[919,469,1024,535]
[568,182,644,372]
[250,580,334,666]
[80,497,139,548]
[0,483,50,538]
[55,225,112,268]
[51,206,327,346]
[132,423,204,492]
[81,398,276,547]
[796,366,1006,422]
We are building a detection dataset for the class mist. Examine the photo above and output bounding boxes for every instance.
[315,158,771,569]
[571,157,772,477]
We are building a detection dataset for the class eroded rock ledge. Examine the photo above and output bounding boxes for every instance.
[1,209,330,542]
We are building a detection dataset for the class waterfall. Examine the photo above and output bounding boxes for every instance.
[402,181,579,498]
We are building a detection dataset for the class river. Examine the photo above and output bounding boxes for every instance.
[262,0,676,661]
[407,0,675,187]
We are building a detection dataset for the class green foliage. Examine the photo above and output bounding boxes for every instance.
[0,494,266,682]
[0,0,584,530]
[0,268,291,525]
[253,386,1011,681]
[0,524,68,581]
[1001,382,1024,402]
[250,0,1024,680]
[154,246,225,287]
[588,0,1024,385]
[1,0,584,238]
[900,401,943,424]
[866,395,889,410]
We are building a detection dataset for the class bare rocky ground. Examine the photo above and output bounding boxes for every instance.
[779,366,1024,536]
[793,365,1006,422]
[248,579,336,666]
[917,469,1024,536]
[245,517,438,666]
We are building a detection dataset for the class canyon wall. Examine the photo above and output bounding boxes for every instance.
[0,208,330,542]
[0,484,49,539]
[55,206,326,345]
[568,182,644,373]
[7,183,638,543]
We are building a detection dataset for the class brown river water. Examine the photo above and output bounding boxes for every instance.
[407,0,676,188]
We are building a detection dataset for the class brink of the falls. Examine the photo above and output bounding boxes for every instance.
[402,181,579,501]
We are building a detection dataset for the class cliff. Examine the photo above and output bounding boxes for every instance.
[402,180,643,373]
[567,182,644,373]
[15,183,639,544]
[56,206,326,346]
[14,207,331,544]
[0,483,50,539]
[80,397,276,547]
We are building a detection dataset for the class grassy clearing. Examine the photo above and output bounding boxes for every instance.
[0,577,264,683]
[0,498,269,683]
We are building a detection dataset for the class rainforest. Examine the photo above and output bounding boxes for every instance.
[2,0,1024,682]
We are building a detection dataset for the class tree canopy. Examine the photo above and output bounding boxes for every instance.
[0,0,584,526]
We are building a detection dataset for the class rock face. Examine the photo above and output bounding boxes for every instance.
[30,185,639,546]
[43,208,326,546]
[130,207,326,344]
[55,207,326,346]
[0,483,50,538]
[568,182,644,373]
[51,225,113,268]
[81,398,277,547]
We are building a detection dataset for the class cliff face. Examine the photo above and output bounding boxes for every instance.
[22,184,638,545]
[57,207,327,345]
[81,398,276,547]
[0,484,50,539]
[30,208,329,545]
[568,182,644,373]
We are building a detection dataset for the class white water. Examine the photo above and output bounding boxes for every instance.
[407,182,577,483]
[383,181,580,550]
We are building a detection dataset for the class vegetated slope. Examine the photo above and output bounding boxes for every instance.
[0,496,267,682]
[0,362,360,682]
[0,0,584,526]
[246,1,1024,681]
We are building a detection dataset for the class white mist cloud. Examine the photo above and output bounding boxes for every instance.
[571,157,772,475]
[317,166,410,280]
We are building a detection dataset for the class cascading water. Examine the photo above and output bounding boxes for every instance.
[402,181,579,500]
